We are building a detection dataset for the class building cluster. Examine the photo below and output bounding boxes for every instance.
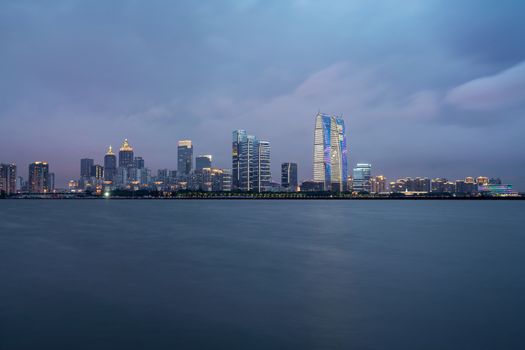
[0,112,518,197]
[0,162,55,195]
[344,166,515,196]
[68,139,233,194]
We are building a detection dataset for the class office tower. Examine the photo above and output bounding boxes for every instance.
[133,157,145,169]
[255,141,271,192]
[0,163,17,195]
[371,175,387,194]
[157,169,169,183]
[233,130,271,192]
[313,112,348,191]
[91,164,104,180]
[353,163,372,193]
[16,176,23,193]
[281,162,298,190]
[119,139,134,168]
[232,130,247,190]
[28,161,49,193]
[80,158,94,178]
[104,146,117,182]
[177,140,193,176]
[196,155,212,171]
[47,173,55,192]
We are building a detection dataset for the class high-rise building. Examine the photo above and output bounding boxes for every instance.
[256,141,271,192]
[353,163,372,193]
[104,146,117,182]
[232,130,271,192]
[177,140,193,176]
[91,164,104,180]
[281,162,298,191]
[47,173,55,192]
[370,175,387,193]
[80,158,94,178]
[134,157,145,169]
[0,163,17,195]
[313,112,348,191]
[28,161,49,193]
[196,155,212,171]
[119,139,134,168]
[232,130,247,190]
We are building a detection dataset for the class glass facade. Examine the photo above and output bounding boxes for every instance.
[104,146,117,182]
[313,113,348,191]
[232,130,271,192]
[196,155,212,171]
[118,139,134,168]
[353,163,372,193]
[281,162,298,190]
[177,140,193,176]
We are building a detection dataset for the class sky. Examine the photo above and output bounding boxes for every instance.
[1,0,525,189]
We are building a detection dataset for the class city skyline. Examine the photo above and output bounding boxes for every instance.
[1,1,525,189]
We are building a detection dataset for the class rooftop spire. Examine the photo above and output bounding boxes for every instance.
[106,145,114,155]
[120,139,133,151]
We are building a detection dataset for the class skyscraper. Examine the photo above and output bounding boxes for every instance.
[0,163,17,195]
[91,164,104,180]
[104,146,117,182]
[313,112,348,191]
[232,130,271,192]
[196,155,212,171]
[47,172,55,192]
[177,140,193,176]
[118,139,134,168]
[28,161,49,193]
[80,158,94,178]
[134,157,145,169]
[232,130,247,190]
[256,141,271,192]
[281,162,298,190]
[353,163,372,193]
[370,175,387,193]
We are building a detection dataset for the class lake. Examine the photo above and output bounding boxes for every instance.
[1,200,524,349]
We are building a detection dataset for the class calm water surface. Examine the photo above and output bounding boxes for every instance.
[1,200,524,349]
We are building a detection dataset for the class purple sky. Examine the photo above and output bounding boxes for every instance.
[1,1,525,189]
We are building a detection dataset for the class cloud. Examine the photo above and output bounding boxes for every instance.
[445,61,525,111]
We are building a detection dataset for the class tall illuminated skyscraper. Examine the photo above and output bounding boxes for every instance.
[28,161,49,193]
[177,140,193,176]
[232,130,247,190]
[118,139,134,168]
[232,130,271,192]
[104,146,117,182]
[313,112,348,191]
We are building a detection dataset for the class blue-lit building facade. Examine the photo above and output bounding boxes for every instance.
[313,113,348,191]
